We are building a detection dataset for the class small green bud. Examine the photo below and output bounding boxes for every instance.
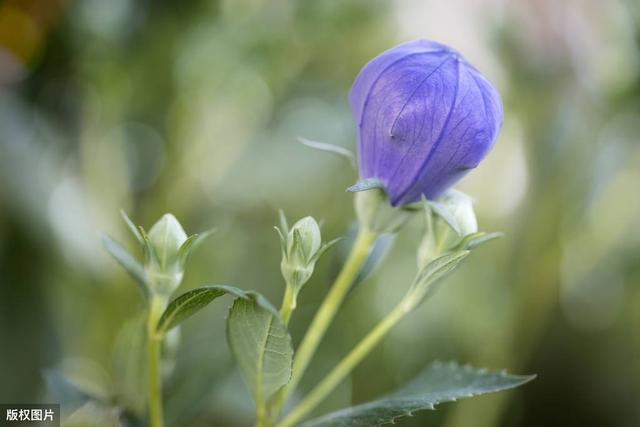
[104,212,213,300]
[145,214,189,295]
[288,217,321,264]
[148,214,188,261]
[439,190,478,237]
[417,190,478,268]
[276,214,340,324]
[281,216,322,289]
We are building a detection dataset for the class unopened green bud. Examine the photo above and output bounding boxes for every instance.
[281,216,322,289]
[417,190,479,268]
[439,190,477,237]
[148,214,188,261]
[277,213,339,324]
[104,211,213,300]
[145,214,189,295]
[287,217,321,265]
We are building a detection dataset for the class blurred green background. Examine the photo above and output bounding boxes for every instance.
[1,0,639,426]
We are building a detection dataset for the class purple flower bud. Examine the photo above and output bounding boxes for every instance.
[350,40,503,206]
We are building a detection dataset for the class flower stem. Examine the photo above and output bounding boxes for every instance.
[275,227,377,416]
[147,296,165,427]
[280,284,297,326]
[278,302,409,427]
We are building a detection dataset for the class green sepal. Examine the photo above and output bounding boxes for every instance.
[278,209,290,235]
[274,226,287,258]
[298,137,356,169]
[120,210,144,245]
[404,250,470,311]
[100,233,148,298]
[346,178,385,193]
[178,228,216,268]
[455,231,503,251]
[309,237,342,264]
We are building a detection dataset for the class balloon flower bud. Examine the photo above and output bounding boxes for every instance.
[417,189,480,268]
[280,217,323,289]
[144,213,216,296]
[438,189,478,237]
[350,39,503,206]
[102,211,214,299]
[145,214,189,295]
[277,214,339,293]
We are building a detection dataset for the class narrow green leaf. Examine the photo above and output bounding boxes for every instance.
[458,231,503,250]
[156,285,241,335]
[226,292,293,406]
[303,361,535,427]
[138,226,158,265]
[278,210,290,235]
[178,228,216,267]
[405,251,470,309]
[414,251,469,287]
[310,237,342,264]
[120,210,143,245]
[298,137,356,169]
[100,233,148,296]
[293,228,305,260]
[274,226,287,258]
[346,178,385,193]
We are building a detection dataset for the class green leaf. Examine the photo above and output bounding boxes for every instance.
[274,226,287,258]
[303,361,535,427]
[178,228,216,267]
[310,237,342,264]
[405,251,470,309]
[278,210,290,235]
[156,285,243,335]
[457,231,503,251]
[100,233,148,296]
[138,226,158,265]
[120,210,143,245]
[298,137,356,169]
[226,292,293,406]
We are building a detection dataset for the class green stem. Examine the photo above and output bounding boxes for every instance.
[278,302,409,427]
[273,227,377,418]
[280,284,297,326]
[147,296,165,427]
[255,406,269,427]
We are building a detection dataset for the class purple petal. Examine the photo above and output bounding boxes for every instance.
[350,40,503,206]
